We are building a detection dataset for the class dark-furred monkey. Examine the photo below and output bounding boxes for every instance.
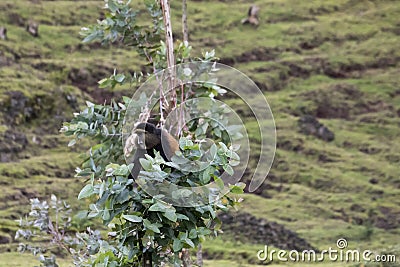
[129,122,179,179]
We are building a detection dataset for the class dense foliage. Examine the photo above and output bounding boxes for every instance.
[17,0,245,266]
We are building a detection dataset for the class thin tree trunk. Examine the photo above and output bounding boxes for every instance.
[196,244,203,266]
[160,0,175,75]
[160,0,176,119]
[182,0,188,43]
[160,3,190,266]
[182,248,191,267]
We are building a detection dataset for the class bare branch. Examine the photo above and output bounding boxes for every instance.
[160,0,177,122]
[182,0,189,43]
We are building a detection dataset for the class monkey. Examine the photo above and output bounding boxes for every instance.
[129,122,179,179]
[134,122,179,160]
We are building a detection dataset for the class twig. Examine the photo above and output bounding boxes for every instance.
[160,0,177,118]
[160,0,176,85]
[182,0,189,43]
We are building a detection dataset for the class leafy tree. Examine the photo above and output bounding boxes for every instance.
[17,1,245,266]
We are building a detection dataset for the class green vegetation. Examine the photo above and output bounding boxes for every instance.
[0,0,399,266]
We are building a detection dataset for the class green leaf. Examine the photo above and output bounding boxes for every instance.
[176,213,189,221]
[173,238,182,252]
[77,121,89,130]
[122,214,143,223]
[113,164,130,176]
[172,189,193,200]
[219,142,228,151]
[68,139,76,147]
[214,177,224,190]
[115,189,130,203]
[210,144,217,157]
[139,158,152,170]
[143,219,160,233]
[206,206,216,219]
[231,182,246,194]
[229,185,244,194]
[114,73,125,83]
[163,210,177,222]
[85,101,95,107]
[88,211,99,218]
[202,168,212,184]
[98,78,108,85]
[229,159,240,167]
[223,164,234,176]
[102,209,110,221]
[142,199,154,205]
[178,137,190,149]
[99,182,105,198]
[171,155,189,164]
[230,151,240,161]
[197,227,212,236]
[82,31,99,43]
[108,0,119,13]
[149,202,168,212]
[178,232,188,240]
[214,127,221,137]
[189,229,197,239]
[184,238,195,248]
[195,127,204,136]
[164,161,180,169]
[78,184,94,199]
[98,78,113,88]
[89,157,97,172]
[122,96,131,104]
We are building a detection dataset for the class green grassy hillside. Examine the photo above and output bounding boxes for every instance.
[0,0,399,266]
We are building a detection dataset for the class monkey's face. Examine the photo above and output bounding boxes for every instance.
[134,130,147,150]
[134,128,160,150]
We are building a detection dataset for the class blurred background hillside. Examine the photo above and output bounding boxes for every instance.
[0,0,399,266]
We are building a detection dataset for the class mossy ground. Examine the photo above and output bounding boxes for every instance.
[0,0,399,266]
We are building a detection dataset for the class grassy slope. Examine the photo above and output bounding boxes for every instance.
[0,0,399,266]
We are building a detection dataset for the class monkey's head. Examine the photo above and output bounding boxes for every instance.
[132,122,179,161]
[133,122,162,150]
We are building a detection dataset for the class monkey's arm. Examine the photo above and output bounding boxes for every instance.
[129,149,146,179]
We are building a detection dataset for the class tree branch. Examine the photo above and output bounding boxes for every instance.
[182,0,189,43]
[160,0,176,122]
